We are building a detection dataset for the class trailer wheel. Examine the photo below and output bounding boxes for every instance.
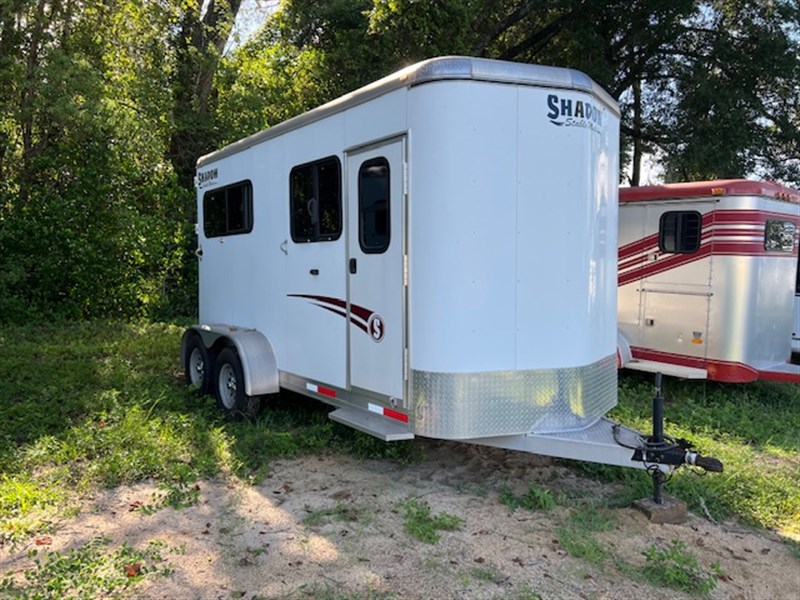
[184,333,213,396]
[214,347,261,419]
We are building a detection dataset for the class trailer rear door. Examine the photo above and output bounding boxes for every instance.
[641,203,713,360]
[346,137,407,400]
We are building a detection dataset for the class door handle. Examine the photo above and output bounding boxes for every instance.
[310,269,319,276]
[349,258,357,274]
[195,246,203,259]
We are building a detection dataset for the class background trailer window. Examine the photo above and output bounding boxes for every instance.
[203,180,253,238]
[659,211,701,254]
[764,219,796,252]
[290,156,342,242]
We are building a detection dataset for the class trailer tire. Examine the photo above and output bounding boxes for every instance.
[184,333,213,396]
[214,347,261,419]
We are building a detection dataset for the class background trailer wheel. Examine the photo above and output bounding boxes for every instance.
[183,332,213,396]
[214,346,261,419]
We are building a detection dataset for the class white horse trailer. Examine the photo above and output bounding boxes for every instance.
[617,180,800,383]
[182,57,721,476]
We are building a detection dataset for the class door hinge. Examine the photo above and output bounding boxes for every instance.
[403,162,408,197]
[403,347,409,381]
[403,254,408,287]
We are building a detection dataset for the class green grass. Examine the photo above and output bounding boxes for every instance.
[556,505,617,565]
[554,505,724,596]
[0,536,179,598]
[400,499,463,544]
[639,540,723,597]
[469,561,507,584]
[576,371,800,535]
[0,321,418,545]
[1,321,798,550]
[498,483,557,512]
[302,502,363,527]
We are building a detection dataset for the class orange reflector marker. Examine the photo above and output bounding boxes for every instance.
[711,187,725,195]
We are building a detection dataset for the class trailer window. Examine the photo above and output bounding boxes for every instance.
[659,211,701,254]
[764,219,796,253]
[290,156,342,242]
[203,180,253,238]
[358,158,390,254]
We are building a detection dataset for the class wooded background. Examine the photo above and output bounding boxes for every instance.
[0,0,797,322]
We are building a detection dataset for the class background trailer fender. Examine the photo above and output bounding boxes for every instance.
[182,56,722,482]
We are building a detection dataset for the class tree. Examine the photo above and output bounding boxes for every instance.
[0,0,192,321]
[249,0,799,186]
[169,0,245,190]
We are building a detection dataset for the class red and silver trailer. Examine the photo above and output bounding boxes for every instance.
[181,56,721,477]
[617,179,800,383]
[793,258,800,360]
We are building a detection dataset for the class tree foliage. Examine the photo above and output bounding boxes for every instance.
[228,0,798,186]
[0,0,242,321]
[0,0,797,323]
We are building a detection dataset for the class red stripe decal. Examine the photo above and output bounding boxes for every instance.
[383,408,409,423]
[758,368,800,384]
[618,208,800,286]
[630,347,760,383]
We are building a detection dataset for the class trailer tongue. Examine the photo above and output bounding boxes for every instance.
[332,371,722,506]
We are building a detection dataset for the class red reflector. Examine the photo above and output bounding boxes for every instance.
[383,408,409,423]
[318,386,336,398]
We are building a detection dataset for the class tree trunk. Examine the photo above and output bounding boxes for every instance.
[630,78,643,186]
[168,0,242,192]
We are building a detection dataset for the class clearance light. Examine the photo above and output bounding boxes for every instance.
[710,187,725,195]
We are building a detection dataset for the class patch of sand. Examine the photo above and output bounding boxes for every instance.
[2,440,798,599]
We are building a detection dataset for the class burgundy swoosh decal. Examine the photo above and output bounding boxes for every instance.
[288,294,346,310]
[288,294,374,334]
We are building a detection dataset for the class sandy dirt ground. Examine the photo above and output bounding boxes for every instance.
[2,440,798,599]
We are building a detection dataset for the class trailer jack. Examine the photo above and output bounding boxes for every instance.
[628,373,723,505]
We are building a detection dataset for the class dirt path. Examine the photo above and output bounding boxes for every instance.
[3,440,798,599]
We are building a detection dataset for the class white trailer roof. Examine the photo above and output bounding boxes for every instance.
[197,56,620,167]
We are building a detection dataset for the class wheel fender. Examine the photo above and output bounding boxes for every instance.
[186,325,279,397]
[616,330,633,369]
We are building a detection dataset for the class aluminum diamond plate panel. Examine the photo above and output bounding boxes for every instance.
[411,355,617,439]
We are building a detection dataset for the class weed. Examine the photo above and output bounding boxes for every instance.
[470,561,507,584]
[498,483,557,512]
[141,478,201,515]
[294,581,394,599]
[639,539,722,596]
[514,585,543,600]
[302,502,362,527]
[567,504,617,532]
[786,538,800,560]
[0,536,176,598]
[555,505,618,565]
[400,499,462,544]
[556,525,609,565]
